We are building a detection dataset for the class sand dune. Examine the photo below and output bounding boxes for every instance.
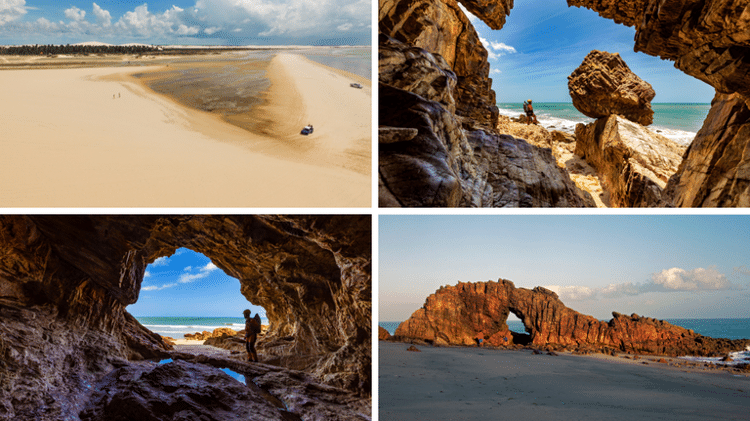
[0,55,370,207]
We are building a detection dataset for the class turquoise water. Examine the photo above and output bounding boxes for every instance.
[380,318,750,340]
[135,316,268,339]
[497,102,711,145]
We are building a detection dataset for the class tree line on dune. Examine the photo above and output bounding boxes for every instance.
[0,44,158,56]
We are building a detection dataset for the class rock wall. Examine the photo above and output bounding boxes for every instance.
[666,91,750,207]
[574,115,686,207]
[0,215,371,420]
[379,0,499,129]
[396,280,750,356]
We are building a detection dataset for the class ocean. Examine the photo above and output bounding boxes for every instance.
[135,316,268,339]
[380,318,750,365]
[497,102,711,146]
[301,46,371,80]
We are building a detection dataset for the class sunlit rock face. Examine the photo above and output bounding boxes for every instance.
[0,215,371,420]
[395,280,750,356]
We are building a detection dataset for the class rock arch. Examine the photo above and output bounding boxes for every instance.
[394,280,750,355]
[0,215,371,418]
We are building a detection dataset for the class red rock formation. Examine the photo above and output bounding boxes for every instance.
[574,115,686,207]
[396,280,750,356]
[568,50,656,126]
[379,326,393,341]
[0,215,371,420]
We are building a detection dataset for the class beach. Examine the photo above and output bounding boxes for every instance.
[379,341,750,420]
[0,52,370,207]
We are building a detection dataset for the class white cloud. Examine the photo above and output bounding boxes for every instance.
[652,267,732,291]
[491,69,501,74]
[176,23,199,35]
[480,36,517,60]
[337,23,352,31]
[0,0,27,25]
[144,270,151,278]
[547,267,740,302]
[150,256,169,267]
[35,17,58,31]
[64,6,86,22]
[142,282,177,291]
[92,3,111,26]
[734,266,750,276]
[178,262,218,283]
[204,26,221,35]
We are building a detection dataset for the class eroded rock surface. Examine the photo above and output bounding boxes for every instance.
[396,280,750,356]
[568,50,656,126]
[0,215,371,420]
[666,92,750,207]
[575,115,686,207]
[379,0,498,129]
[379,326,392,341]
[379,35,590,208]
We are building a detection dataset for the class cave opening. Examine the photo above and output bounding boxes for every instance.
[507,311,532,345]
[126,247,267,343]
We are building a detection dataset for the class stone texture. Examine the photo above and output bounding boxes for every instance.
[575,115,686,207]
[379,0,498,129]
[395,280,750,356]
[0,215,371,420]
[185,327,239,341]
[379,82,590,207]
[568,50,656,126]
[666,92,750,207]
[79,360,289,421]
[378,327,392,341]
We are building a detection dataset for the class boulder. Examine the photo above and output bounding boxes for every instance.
[379,326,392,341]
[666,92,750,207]
[395,279,750,357]
[568,50,655,126]
[574,115,686,207]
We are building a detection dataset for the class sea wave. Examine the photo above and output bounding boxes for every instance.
[498,107,696,147]
[678,346,750,367]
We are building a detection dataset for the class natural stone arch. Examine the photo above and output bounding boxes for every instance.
[0,215,371,419]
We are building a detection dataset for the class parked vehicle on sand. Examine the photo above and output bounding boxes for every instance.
[350,83,363,89]
[301,124,313,135]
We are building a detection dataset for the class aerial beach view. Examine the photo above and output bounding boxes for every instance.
[379,215,750,420]
[0,215,372,420]
[0,1,371,207]
[379,0,750,207]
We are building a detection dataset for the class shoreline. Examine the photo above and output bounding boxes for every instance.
[0,54,370,207]
[380,341,750,420]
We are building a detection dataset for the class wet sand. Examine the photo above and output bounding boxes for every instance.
[379,341,750,420]
[0,53,370,207]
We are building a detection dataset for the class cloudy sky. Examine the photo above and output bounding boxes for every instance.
[127,247,265,317]
[464,2,715,103]
[0,0,370,45]
[380,215,750,322]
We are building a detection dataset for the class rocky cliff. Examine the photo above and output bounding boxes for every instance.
[666,92,750,207]
[379,17,590,207]
[381,0,750,207]
[396,280,750,357]
[0,215,371,420]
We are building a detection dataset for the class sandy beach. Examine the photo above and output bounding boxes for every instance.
[0,53,370,207]
[379,341,750,420]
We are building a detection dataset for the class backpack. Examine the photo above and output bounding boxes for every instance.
[523,101,529,113]
[246,314,261,335]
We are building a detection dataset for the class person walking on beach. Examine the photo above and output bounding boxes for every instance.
[523,99,539,125]
[243,309,261,362]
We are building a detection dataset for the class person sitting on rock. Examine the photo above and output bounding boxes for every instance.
[243,309,262,362]
[523,99,539,125]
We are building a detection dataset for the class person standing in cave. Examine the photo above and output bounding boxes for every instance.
[243,309,262,362]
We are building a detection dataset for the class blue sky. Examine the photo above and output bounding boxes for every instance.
[380,215,750,321]
[464,2,715,103]
[0,0,370,45]
[127,247,265,318]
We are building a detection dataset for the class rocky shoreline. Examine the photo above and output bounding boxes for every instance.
[379,0,750,207]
